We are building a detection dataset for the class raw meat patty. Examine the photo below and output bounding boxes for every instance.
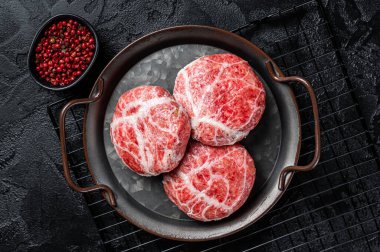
[174,53,266,146]
[163,142,256,221]
[110,85,191,176]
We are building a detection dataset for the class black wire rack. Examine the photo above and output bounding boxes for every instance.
[47,0,380,251]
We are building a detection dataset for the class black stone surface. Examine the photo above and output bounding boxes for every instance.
[322,0,380,154]
[0,0,379,251]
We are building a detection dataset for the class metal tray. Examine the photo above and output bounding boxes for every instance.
[59,25,320,241]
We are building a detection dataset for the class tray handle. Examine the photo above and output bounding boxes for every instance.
[265,61,321,191]
[59,78,116,206]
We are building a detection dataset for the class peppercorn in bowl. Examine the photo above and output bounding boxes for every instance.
[28,14,99,91]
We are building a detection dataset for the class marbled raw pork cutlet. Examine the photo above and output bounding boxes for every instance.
[174,53,266,146]
[110,86,191,176]
[163,142,256,221]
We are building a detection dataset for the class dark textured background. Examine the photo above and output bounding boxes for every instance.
[0,0,379,251]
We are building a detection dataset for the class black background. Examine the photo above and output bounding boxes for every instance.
[0,0,379,251]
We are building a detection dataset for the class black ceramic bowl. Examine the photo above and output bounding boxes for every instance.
[28,14,99,91]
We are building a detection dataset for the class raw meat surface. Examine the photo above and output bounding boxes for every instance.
[110,85,191,176]
[174,53,266,146]
[163,142,256,221]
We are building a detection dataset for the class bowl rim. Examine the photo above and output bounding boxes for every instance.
[27,14,99,91]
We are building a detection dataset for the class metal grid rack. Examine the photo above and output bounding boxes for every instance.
[47,0,380,251]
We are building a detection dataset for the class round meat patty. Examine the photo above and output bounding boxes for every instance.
[163,142,256,221]
[174,53,266,146]
[110,85,191,176]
